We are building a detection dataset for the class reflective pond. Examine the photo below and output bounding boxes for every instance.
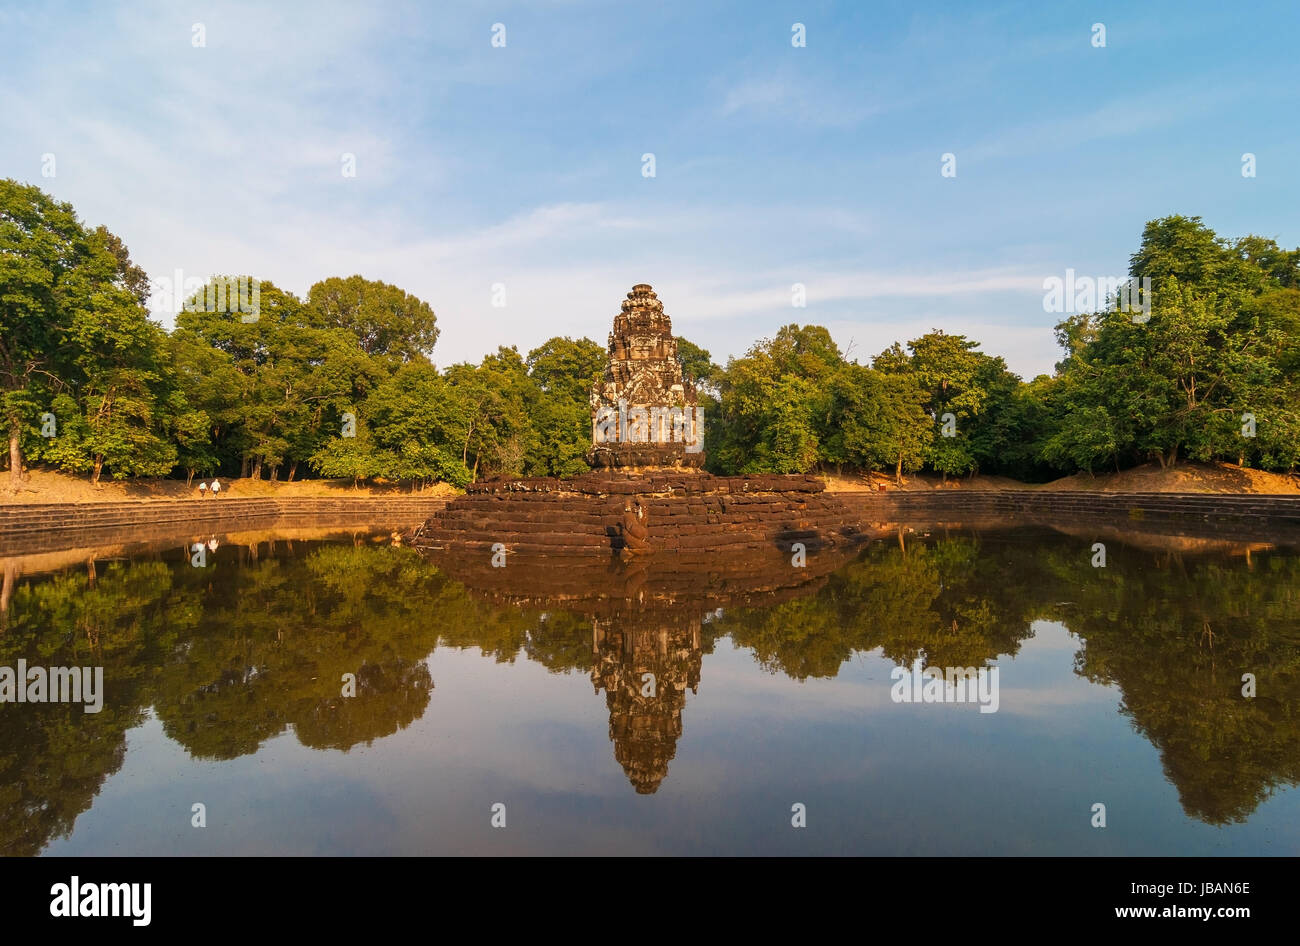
[2,525,1298,855]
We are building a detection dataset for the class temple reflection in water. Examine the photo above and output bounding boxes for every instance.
[424,541,856,795]
[2,521,1299,854]
[591,608,703,794]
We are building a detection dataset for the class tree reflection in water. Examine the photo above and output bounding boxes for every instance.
[0,525,1297,853]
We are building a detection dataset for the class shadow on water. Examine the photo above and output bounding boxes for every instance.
[0,519,1297,853]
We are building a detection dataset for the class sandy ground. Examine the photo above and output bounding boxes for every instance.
[823,462,1300,494]
[1,469,461,504]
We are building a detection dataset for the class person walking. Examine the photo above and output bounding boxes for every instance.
[210,478,221,498]
[198,481,208,499]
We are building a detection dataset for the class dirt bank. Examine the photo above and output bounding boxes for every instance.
[824,462,1300,494]
[6,461,1299,506]
[1,469,461,504]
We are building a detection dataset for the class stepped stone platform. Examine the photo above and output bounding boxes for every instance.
[0,496,449,556]
[410,471,872,558]
[414,476,1300,561]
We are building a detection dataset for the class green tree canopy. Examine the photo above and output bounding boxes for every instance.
[306,275,439,363]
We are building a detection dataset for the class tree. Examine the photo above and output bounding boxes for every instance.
[879,330,1007,480]
[1129,215,1241,291]
[444,347,538,481]
[1050,273,1286,471]
[525,337,604,477]
[966,356,1037,477]
[40,287,178,483]
[0,181,91,488]
[309,419,381,488]
[675,337,718,391]
[818,363,927,481]
[2,183,174,486]
[364,362,473,487]
[166,326,242,479]
[712,326,844,474]
[306,275,438,364]
[178,278,389,481]
[873,370,931,482]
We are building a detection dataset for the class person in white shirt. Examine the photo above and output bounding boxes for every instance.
[210,478,221,497]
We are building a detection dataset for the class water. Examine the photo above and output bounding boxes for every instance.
[2,526,1297,855]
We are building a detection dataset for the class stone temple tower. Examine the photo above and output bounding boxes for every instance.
[588,284,705,469]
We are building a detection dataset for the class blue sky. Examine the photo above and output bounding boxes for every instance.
[2,0,1297,378]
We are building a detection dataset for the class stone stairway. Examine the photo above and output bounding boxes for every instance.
[414,472,870,556]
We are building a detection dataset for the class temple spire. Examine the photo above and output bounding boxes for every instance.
[588,284,705,469]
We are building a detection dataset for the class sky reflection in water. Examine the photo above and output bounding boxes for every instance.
[2,526,1297,855]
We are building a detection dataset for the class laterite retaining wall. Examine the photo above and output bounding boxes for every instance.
[0,496,450,556]
[836,490,1300,542]
[418,476,1300,557]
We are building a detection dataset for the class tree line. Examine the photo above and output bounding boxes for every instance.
[3,177,1298,489]
[710,215,1300,480]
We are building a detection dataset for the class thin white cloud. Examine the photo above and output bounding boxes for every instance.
[721,77,790,114]
[717,71,883,127]
[967,83,1245,161]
